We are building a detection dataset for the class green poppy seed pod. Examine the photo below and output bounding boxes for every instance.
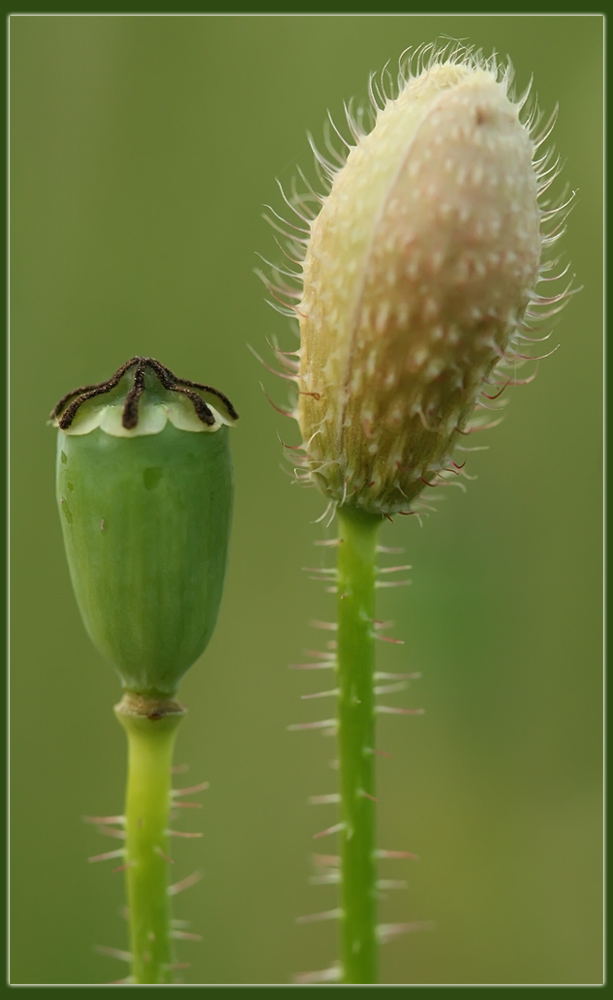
[285,48,572,515]
[52,357,238,698]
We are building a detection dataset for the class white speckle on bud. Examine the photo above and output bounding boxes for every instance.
[263,43,575,516]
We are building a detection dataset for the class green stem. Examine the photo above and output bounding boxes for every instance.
[115,694,186,985]
[336,506,383,984]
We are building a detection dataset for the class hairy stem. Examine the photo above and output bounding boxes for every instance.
[336,506,383,984]
[115,694,186,985]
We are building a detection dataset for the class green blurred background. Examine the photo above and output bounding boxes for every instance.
[9,14,602,986]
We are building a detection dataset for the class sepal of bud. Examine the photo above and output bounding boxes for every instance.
[281,49,571,516]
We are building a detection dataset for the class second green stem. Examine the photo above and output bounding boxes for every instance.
[115,694,185,985]
[336,506,383,985]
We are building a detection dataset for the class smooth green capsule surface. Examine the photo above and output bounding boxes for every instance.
[54,359,236,697]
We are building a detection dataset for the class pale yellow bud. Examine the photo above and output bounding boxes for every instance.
[276,48,572,516]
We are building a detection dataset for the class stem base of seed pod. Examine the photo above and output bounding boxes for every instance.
[115,692,187,722]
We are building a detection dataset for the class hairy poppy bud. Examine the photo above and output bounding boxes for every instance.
[281,48,571,515]
[52,357,238,697]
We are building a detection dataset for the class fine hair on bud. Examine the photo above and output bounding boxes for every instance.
[263,41,575,517]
